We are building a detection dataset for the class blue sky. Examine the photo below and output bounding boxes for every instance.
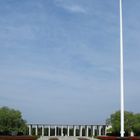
[0,0,140,124]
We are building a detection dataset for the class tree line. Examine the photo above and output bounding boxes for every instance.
[0,106,140,136]
[106,111,140,136]
[0,107,27,135]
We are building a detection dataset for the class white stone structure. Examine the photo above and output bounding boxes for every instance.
[28,124,107,137]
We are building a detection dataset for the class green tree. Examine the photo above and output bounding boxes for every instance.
[106,111,135,136]
[0,106,27,135]
[133,113,140,136]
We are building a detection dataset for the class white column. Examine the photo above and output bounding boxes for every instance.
[98,126,102,136]
[91,126,95,136]
[35,125,38,136]
[73,126,76,136]
[28,125,32,136]
[61,126,63,136]
[55,126,57,136]
[85,126,89,137]
[67,125,70,136]
[42,125,44,136]
[79,125,82,136]
[48,126,50,136]
[130,131,134,136]
[104,126,107,136]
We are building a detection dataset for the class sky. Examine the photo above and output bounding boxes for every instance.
[0,0,140,125]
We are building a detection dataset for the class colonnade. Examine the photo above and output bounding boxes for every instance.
[28,124,107,137]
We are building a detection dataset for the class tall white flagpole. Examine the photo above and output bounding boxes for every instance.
[119,0,125,137]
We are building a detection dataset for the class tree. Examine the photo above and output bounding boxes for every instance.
[133,113,140,136]
[106,111,135,136]
[0,106,27,135]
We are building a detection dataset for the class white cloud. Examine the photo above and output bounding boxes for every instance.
[62,5,87,14]
[54,0,87,14]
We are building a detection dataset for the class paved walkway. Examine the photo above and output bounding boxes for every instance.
[38,136,99,140]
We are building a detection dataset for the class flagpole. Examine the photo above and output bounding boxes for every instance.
[119,0,125,137]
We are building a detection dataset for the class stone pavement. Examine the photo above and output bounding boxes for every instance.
[38,136,99,140]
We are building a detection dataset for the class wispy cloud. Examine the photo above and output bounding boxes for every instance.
[55,0,87,14]
[61,5,87,14]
